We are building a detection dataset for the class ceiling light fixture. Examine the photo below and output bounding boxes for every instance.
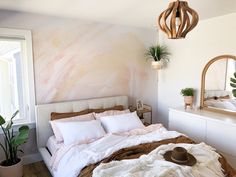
[158,0,199,39]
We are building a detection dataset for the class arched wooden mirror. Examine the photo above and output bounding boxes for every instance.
[200,55,236,115]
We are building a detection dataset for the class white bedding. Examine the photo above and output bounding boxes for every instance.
[46,136,63,155]
[205,99,236,111]
[50,124,182,177]
[93,143,224,177]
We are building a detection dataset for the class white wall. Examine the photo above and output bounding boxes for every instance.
[158,13,236,127]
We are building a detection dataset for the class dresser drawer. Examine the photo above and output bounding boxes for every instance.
[206,121,236,156]
[169,110,206,142]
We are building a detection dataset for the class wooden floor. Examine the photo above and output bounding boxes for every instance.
[23,161,52,177]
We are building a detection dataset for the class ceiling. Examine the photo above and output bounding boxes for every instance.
[0,0,236,28]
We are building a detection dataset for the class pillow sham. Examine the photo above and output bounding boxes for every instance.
[94,109,130,119]
[51,109,90,121]
[50,113,95,143]
[99,111,144,133]
[51,105,124,120]
[89,105,124,113]
[55,120,106,146]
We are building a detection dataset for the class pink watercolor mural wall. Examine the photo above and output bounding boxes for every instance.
[33,22,152,104]
[0,10,157,108]
[0,10,157,159]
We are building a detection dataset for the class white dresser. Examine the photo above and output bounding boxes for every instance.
[169,107,236,168]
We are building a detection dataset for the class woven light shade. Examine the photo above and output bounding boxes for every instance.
[158,0,199,39]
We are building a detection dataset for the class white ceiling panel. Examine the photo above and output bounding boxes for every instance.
[0,0,235,28]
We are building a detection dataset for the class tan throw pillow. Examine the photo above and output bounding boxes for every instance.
[89,105,124,113]
[51,109,90,121]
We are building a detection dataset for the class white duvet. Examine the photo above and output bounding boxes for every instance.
[93,143,224,177]
[51,124,182,177]
[50,124,224,177]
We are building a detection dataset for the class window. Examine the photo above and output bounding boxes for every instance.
[0,28,35,124]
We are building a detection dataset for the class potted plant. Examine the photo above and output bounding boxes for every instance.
[146,44,171,69]
[0,110,29,177]
[181,88,195,109]
[230,72,236,98]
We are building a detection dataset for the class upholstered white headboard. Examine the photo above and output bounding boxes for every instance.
[35,96,128,148]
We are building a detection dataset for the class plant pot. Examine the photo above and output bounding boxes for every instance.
[184,96,193,104]
[184,96,194,109]
[151,61,163,69]
[0,158,23,177]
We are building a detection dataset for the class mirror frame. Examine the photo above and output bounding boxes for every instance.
[200,55,236,115]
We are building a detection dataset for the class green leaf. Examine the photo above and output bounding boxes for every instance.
[230,78,236,84]
[233,89,236,97]
[146,44,171,62]
[10,110,19,121]
[5,111,19,131]
[231,72,236,97]
[11,125,29,147]
[19,125,29,132]
[230,83,236,88]
[181,88,194,96]
[0,116,5,126]
[5,120,13,131]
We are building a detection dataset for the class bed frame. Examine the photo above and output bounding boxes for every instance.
[35,95,128,175]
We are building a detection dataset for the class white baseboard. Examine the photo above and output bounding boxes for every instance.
[22,152,42,165]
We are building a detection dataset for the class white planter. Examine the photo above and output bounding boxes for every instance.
[0,158,23,177]
[151,61,163,69]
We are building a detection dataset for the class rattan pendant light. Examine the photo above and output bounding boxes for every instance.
[158,0,199,39]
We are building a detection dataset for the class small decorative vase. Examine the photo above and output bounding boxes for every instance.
[151,61,163,69]
[184,96,194,109]
[0,158,23,177]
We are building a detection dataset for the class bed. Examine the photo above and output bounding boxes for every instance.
[204,90,236,111]
[36,96,236,177]
[36,96,129,175]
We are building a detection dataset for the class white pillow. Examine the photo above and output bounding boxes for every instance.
[222,101,236,111]
[55,120,106,146]
[228,99,236,107]
[50,113,94,143]
[94,109,130,119]
[100,112,144,133]
[212,101,236,111]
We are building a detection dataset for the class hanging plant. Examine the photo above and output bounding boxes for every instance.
[146,45,171,69]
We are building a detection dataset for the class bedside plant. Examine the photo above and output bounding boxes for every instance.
[230,72,236,97]
[0,110,29,177]
[146,44,171,69]
[181,88,195,109]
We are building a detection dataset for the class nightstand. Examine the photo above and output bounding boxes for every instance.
[129,104,152,125]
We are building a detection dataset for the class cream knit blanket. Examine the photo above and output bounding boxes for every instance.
[93,143,224,177]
